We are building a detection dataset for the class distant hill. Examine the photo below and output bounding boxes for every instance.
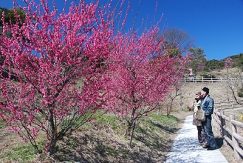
[205,53,243,71]
[224,53,243,60]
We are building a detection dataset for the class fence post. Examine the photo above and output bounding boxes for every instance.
[213,108,220,136]
[220,110,227,145]
[230,115,241,160]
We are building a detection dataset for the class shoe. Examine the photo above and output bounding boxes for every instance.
[207,147,216,150]
[202,144,209,148]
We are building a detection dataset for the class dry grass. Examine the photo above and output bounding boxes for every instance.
[0,112,191,163]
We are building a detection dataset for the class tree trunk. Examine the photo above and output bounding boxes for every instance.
[47,109,58,155]
[125,121,132,137]
[48,138,58,155]
[129,120,136,146]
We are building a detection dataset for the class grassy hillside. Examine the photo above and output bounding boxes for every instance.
[0,112,190,162]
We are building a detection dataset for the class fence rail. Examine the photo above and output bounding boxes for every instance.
[213,102,243,160]
[182,77,238,82]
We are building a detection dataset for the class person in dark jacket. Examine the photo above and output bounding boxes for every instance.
[200,87,218,150]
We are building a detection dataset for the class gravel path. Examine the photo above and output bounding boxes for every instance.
[165,115,228,163]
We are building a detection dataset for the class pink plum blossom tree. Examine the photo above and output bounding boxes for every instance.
[224,57,234,101]
[224,57,233,69]
[0,0,115,154]
[105,27,188,143]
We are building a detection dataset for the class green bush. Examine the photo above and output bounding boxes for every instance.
[0,119,4,128]
[238,87,243,97]
[237,112,243,122]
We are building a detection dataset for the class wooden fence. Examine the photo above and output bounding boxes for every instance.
[213,101,243,160]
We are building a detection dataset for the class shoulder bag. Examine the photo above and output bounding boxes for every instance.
[195,108,205,121]
[195,95,208,121]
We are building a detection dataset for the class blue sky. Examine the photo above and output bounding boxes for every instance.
[1,0,243,61]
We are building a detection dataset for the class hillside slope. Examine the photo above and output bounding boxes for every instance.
[163,81,237,113]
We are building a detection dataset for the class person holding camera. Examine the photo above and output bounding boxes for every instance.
[193,91,206,145]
